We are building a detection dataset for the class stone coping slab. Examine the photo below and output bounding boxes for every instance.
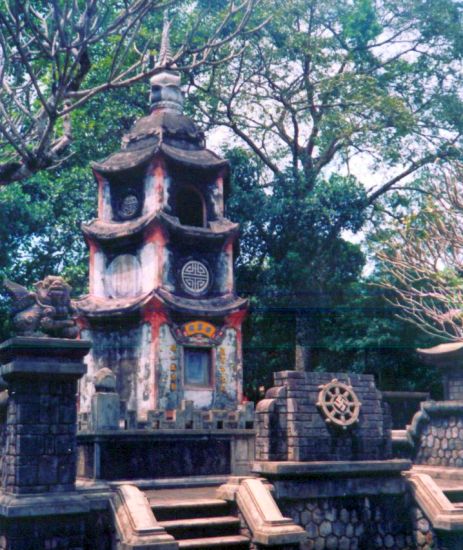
[0,336,91,357]
[0,481,111,518]
[78,429,255,440]
[0,337,90,378]
[252,459,411,478]
[412,465,463,481]
[107,475,232,490]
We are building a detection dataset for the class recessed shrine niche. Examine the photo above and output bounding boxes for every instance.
[167,162,221,225]
[109,169,145,222]
[176,185,206,227]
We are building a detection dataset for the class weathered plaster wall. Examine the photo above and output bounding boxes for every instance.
[212,328,240,409]
[157,323,180,410]
[156,325,240,411]
[80,323,152,418]
[140,241,157,292]
[90,247,105,298]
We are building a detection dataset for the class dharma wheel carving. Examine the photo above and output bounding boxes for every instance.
[316,379,361,429]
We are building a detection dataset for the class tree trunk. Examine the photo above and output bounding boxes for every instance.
[295,313,317,372]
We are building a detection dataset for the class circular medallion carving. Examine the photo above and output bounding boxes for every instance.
[180,260,210,296]
[117,193,140,220]
[316,379,361,429]
[106,254,142,298]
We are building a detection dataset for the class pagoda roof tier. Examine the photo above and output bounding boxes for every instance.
[82,211,238,243]
[417,342,463,368]
[91,110,228,175]
[75,289,247,319]
[156,288,248,317]
[75,291,154,318]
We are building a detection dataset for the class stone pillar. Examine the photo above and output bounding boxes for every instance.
[91,367,120,431]
[0,337,89,495]
[0,337,99,550]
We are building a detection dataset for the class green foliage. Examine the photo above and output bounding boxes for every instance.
[0,0,453,398]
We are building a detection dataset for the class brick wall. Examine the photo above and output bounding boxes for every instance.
[2,379,78,494]
[256,371,391,462]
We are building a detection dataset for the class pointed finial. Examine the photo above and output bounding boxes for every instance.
[149,12,183,113]
[157,12,174,68]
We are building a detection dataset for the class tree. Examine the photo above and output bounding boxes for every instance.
[190,0,463,369]
[0,0,263,184]
[227,147,366,380]
[192,0,463,192]
[374,163,463,342]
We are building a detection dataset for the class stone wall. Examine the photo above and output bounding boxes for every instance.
[256,371,391,462]
[0,515,86,550]
[407,402,463,467]
[2,378,78,494]
[280,496,436,550]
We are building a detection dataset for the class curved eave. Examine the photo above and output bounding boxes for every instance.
[155,288,248,317]
[91,142,227,175]
[160,213,239,240]
[74,291,155,318]
[417,342,463,367]
[82,211,159,242]
[75,289,248,319]
[82,211,238,243]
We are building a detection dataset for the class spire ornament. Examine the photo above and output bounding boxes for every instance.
[157,12,174,68]
[149,12,183,113]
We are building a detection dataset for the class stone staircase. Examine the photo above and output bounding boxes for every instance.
[149,487,250,549]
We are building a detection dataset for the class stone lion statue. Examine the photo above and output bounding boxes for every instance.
[4,275,79,339]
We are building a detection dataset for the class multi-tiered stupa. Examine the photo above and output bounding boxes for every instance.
[75,21,247,427]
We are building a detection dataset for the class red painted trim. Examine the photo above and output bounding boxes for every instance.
[87,240,99,295]
[153,157,166,210]
[142,297,170,408]
[144,224,168,288]
[93,171,106,218]
[216,175,224,217]
[225,311,247,403]
[226,309,248,329]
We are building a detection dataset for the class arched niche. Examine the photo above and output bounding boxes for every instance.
[176,185,206,228]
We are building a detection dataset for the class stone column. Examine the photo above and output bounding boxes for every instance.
[0,337,90,495]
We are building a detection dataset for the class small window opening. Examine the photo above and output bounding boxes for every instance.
[177,186,206,227]
[184,347,212,387]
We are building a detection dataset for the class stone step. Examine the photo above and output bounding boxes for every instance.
[152,498,230,521]
[177,534,250,549]
[159,515,240,539]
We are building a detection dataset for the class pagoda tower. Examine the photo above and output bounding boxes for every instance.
[76,22,247,424]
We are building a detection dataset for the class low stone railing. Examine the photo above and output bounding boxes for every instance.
[79,398,255,432]
[111,484,178,549]
[218,477,307,548]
